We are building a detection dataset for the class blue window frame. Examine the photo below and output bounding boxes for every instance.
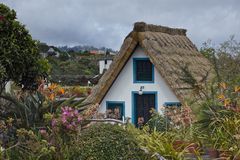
[163,102,181,107]
[106,101,125,120]
[131,91,158,124]
[133,58,154,83]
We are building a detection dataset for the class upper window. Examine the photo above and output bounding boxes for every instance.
[133,58,154,83]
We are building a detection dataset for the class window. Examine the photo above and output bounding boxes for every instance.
[133,58,154,83]
[106,101,125,120]
[164,102,181,107]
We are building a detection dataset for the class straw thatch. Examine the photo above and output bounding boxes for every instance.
[84,22,213,107]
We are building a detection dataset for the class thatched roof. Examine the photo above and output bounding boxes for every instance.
[84,22,213,107]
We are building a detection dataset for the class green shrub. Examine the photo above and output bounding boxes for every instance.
[4,128,56,160]
[75,123,151,160]
[146,109,170,132]
[127,125,194,160]
[197,103,240,156]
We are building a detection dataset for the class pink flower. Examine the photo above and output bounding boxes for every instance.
[51,118,57,127]
[63,111,69,116]
[74,110,78,115]
[39,129,47,135]
[77,116,82,122]
[61,117,67,123]
[66,124,72,129]
[71,121,76,127]
[57,106,83,132]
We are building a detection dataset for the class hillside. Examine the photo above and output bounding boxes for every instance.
[38,42,115,86]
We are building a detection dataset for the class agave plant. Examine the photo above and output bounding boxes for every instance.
[196,100,240,158]
[0,91,90,129]
[0,92,48,128]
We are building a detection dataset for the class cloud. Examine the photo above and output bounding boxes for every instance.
[2,0,240,50]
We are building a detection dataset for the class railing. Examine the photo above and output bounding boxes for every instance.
[86,118,126,125]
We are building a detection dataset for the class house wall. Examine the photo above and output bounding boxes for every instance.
[99,60,113,74]
[98,46,179,120]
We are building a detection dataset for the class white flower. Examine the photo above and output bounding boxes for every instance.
[0,146,5,152]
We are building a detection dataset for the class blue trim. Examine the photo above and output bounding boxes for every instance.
[131,91,158,124]
[106,101,125,118]
[163,102,181,107]
[133,57,154,83]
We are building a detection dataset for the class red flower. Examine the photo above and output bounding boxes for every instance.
[0,16,4,21]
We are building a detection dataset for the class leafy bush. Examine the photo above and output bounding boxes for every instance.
[127,123,202,160]
[146,109,170,132]
[2,106,84,160]
[2,116,149,159]
[4,128,55,160]
[197,85,240,157]
[147,105,194,132]
[76,123,151,160]
[135,82,240,159]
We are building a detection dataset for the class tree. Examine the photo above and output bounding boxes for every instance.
[0,4,50,92]
[59,52,70,61]
[200,36,240,86]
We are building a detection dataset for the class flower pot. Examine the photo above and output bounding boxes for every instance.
[187,143,199,154]
[173,140,185,151]
[207,148,219,158]
[219,150,232,159]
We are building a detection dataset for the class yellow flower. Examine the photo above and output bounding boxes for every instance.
[217,94,225,100]
[224,98,231,107]
[40,147,48,153]
[41,140,48,144]
[49,146,56,152]
[6,117,14,124]
[219,82,227,89]
[234,86,240,93]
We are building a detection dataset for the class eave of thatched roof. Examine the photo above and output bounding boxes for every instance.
[83,22,213,107]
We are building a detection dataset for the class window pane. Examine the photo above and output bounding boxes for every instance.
[164,102,181,107]
[106,103,124,120]
[136,59,153,81]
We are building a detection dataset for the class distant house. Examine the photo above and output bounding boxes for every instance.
[47,48,60,57]
[84,22,213,126]
[89,50,98,55]
[98,56,113,74]
[97,50,106,54]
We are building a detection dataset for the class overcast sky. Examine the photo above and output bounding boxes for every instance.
[2,0,240,50]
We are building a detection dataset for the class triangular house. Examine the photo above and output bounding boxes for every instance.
[84,22,212,125]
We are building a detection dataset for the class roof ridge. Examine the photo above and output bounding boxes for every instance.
[133,22,187,36]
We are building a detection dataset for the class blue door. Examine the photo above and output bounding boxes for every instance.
[132,92,157,126]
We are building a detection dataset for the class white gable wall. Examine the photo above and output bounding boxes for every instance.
[98,46,179,119]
